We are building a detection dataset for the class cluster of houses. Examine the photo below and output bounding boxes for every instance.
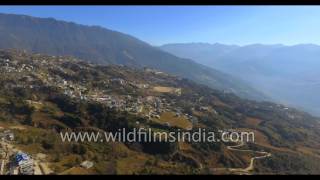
[90,93,179,119]
[54,76,188,125]
[61,80,88,101]
[0,57,34,74]
[15,152,34,175]
[88,92,205,127]
[90,94,149,114]
[17,64,34,73]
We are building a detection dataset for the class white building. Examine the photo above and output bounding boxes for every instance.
[80,161,94,169]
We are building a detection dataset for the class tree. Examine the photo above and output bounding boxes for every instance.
[72,144,87,155]
[42,139,54,150]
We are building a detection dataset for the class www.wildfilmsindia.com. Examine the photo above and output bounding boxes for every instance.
[59,128,255,143]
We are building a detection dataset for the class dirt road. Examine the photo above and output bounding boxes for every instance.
[212,142,271,174]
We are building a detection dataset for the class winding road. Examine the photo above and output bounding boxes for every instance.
[211,142,272,175]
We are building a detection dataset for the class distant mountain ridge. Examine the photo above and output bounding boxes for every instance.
[160,43,320,116]
[0,13,267,101]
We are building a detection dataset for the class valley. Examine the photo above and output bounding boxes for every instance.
[160,43,320,117]
[0,49,320,174]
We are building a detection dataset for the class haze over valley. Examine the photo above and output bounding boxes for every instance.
[160,43,320,116]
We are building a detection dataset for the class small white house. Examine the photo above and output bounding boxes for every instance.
[80,161,94,169]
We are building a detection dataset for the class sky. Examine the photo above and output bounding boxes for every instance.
[0,6,319,46]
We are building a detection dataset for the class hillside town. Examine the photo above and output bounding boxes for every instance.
[0,53,200,129]
[1,50,303,131]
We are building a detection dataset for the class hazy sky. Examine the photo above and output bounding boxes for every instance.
[0,6,319,46]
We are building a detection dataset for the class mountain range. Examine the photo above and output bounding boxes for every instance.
[160,43,320,116]
[0,13,267,101]
[1,12,320,175]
